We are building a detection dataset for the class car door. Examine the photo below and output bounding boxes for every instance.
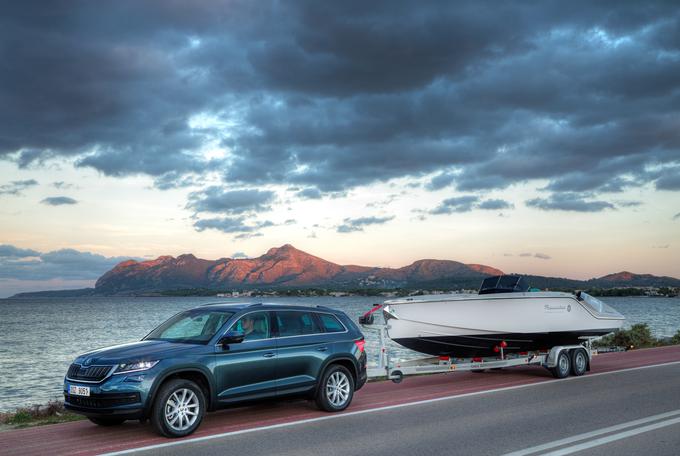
[273,310,329,395]
[213,311,277,403]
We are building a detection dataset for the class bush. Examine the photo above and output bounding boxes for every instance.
[671,330,680,345]
[595,323,660,349]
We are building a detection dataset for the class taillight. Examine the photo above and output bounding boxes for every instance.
[354,339,365,353]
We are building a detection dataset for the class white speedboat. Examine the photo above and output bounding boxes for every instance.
[381,275,625,358]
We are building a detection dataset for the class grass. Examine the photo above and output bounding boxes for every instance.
[0,400,85,430]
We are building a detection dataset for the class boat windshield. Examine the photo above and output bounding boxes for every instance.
[578,292,621,316]
[479,275,530,294]
[580,292,604,312]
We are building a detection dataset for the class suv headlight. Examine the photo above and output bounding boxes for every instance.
[114,360,159,374]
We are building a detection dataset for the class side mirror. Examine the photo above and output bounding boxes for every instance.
[219,331,245,347]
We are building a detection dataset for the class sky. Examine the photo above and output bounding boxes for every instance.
[1,1,679,297]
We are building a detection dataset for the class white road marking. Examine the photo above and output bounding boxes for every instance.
[540,416,680,456]
[100,360,680,456]
[502,409,680,456]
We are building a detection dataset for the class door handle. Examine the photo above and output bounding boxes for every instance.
[317,347,328,352]
[263,352,276,358]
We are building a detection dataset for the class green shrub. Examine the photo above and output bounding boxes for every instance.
[671,330,680,345]
[8,410,32,424]
[595,323,660,349]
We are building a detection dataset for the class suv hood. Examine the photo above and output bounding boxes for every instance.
[75,340,197,365]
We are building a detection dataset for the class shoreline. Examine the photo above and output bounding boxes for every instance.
[7,287,680,299]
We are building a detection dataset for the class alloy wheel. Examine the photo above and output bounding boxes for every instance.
[326,371,350,407]
[164,388,200,432]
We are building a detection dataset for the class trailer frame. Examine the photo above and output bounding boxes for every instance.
[363,323,596,382]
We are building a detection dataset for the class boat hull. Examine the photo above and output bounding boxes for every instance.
[392,329,617,358]
[383,292,625,358]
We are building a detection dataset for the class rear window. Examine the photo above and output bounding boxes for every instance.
[318,313,345,333]
[276,311,322,337]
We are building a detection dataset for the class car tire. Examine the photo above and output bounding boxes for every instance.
[151,378,206,438]
[88,416,126,426]
[316,364,355,412]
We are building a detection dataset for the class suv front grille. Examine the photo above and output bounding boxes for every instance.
[67,363,113,382]
[64,392,141,409]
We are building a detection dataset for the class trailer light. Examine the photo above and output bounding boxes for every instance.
[472,357,482,362]
[354,339,366,353]
[438,356,450,361]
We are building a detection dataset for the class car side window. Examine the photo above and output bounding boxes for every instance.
[276,311,322,337]
[317,313,345,333]
[231,312,270,341]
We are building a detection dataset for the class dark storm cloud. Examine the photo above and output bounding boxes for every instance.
[41,196,78,206]
[430,196,513,213]
[187,187,275,214]
[193,216,273,234]
[296,187,323,200]
[526,193,615,212]
[337,216,395,233]
[0,245,40,258]
[477,199,514,210]
[430,196,479,214]
[0,179,38,195]
[0,245,134,280]
[52,181,77,190]
[1,1,680,203]
[426,173,456,191]
[654,166,680,190]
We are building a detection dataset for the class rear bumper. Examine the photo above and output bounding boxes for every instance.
[356,352,368,390]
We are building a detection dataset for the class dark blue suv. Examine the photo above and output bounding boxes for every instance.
[63,303,367,437]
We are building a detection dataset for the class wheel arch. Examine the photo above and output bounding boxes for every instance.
[147,367,216,414]
[317,356,359,389]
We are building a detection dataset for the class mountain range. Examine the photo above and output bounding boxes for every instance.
[93,244,505,294]
[11,244,680,297]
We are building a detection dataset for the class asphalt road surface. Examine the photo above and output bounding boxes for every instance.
[112,362,680,456]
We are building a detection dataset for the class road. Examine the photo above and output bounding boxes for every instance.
[131,362,680,456]
[1,345,680,456]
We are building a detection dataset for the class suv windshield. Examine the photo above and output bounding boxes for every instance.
[145,309,234,344]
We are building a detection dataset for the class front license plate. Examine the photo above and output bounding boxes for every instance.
[69,385,90,397]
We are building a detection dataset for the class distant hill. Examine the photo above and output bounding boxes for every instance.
[93,244,504,295]
[587,271,680,288]
[9,245,680,297]
[10,288,98,299]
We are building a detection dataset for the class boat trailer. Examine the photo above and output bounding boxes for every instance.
[360,307,596,382]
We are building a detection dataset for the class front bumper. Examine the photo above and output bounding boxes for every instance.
[64,368,159,418]
[64,392,144,418]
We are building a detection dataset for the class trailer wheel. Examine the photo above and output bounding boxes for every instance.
[550,351,571,378]
[570,349,588,376]
[391,371,404,384]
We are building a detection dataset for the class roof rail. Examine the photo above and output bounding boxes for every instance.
[315,305,334,311]
[248,303,263,307]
